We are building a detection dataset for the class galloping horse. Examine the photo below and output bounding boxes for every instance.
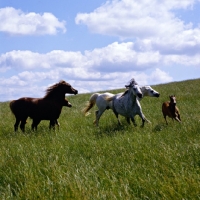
[10,80,78,132]
[83,80,159,126]
[162,95,181,125]
[106,82,149,127]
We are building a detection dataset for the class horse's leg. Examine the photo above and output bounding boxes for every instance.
[130,117,137,126]
[141,118,145,127]
[126,117,131,125]
[93,110,98,125]
[31,119,36,131]
[178,114,181,122]
[137,112,146,127]
[35,120,41,131]
[49,120,57,130]
[32,119,41,131]
[177,113,181,122]
[20,118,27,132]
[112,110,121,125]
[175,117,181,123]
[31,121,35,131]
[14,118,20,132]
[164,116,168,125]
[94,108,106,126]
[94,110,102,126]
[55,119,60,130]
[49,120,53,130]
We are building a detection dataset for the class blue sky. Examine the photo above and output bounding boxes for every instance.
[0,0,200,101]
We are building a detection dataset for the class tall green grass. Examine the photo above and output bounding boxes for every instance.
[0,79,200,199]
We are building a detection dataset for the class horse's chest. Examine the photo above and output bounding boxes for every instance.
[114,98,136,116]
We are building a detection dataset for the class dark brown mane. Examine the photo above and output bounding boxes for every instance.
[44,80,70,99]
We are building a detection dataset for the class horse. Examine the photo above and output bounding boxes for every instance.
[162,95,181,125]
[10,80,78,132]
[83,84,159,126]
[105,82,149,127]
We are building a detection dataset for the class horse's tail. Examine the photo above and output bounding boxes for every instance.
[9,100,16,115]
[82,93,100,116]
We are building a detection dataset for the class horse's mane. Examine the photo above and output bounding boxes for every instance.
[129,78,138,85]
[44,80,70,99]
[121,78,138,97]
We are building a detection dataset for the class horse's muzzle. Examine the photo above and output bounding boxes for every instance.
[68,103,72,107]
[74,90,78,95]
[155,93,160,97]
[137,93,143,98]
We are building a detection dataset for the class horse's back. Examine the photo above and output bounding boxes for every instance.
[96,92,115,110]
[10,97,36,117]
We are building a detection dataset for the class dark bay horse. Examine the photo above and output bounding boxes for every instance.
[10,80,78,132]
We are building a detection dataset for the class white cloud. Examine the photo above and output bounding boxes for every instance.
[0,50,50,70]
[75,0,194,38]
[76,0,200,55]
[0,7,66,35]
[149,68,173,83]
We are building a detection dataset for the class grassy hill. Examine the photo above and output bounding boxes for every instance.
[0,79,200,199]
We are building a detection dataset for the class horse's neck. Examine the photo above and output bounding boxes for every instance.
[44,93,65,102]
[169,102,176,112]
[126,90,137,105]
[140,86,148,96]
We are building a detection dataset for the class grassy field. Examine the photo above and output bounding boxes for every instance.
[0,79,200,199]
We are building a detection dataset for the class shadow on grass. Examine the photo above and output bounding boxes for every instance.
[152,121,180,132]
[94,123,138,139]
[0,125,58,139]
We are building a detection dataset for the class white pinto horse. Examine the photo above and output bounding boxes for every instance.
[83,84,160,126]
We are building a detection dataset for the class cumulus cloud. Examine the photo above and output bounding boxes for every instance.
[75,0,193,38]
[1,42,200,74]
[149,68,173,83]
[0,7,66,35]
[0,42,179,101]
[76,0,200,55]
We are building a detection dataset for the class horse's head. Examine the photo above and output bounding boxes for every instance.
[142,86,160,97]
[59,80,78,95]
[44,80,78,99]
[169,95,176,105]
[63,98,72,107]
[125,78,142,98]
[131,84,143,98]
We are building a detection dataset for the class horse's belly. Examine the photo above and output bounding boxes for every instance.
[29,107,61,120]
